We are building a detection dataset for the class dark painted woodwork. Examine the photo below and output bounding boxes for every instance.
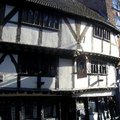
[63,17,77,40]
[79,23,90,42]
[16,8,22,43]
[55,58,59,89]
[84,98,90,120]
[3,7,18,26]
[9,54,18,72]
[109,39,111,55]
[38,29,42,45]
[0,4,5,40]
[0,53,7,64]
[58,18,62,47]
[37,74,44,89]
[75,19,81,48]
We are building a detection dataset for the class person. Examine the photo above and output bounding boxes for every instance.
[98,98,106,120]
[107,97,116,120]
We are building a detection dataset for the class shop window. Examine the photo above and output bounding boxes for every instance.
[93,25,110,41]
[88,100,97,114]
[44,105,57,118]
[21,105,37,119]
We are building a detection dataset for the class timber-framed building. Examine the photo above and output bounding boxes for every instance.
[0,0,119,120]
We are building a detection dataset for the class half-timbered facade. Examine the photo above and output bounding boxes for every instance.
[0,0,119,120]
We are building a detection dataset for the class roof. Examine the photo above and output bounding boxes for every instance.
[24,0,120,33]
[26,0,105,21]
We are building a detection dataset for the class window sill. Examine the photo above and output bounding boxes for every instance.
[21,22,59,31]
[93,35,110,42]
[87,73,107,76]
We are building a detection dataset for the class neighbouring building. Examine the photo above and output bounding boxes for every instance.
[0,0,119,120]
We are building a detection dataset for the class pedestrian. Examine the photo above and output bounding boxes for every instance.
[107,97,116,120]
[98,98,106,120]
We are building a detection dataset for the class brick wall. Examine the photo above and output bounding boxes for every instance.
[105,0,116,25]
[78,0,116,25]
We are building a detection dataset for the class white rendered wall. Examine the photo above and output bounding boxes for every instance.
[102,41,110,55]
[80,22,92,52]
[107,64,116,87]
[92,37,102,53]
[20,25,39,45]
[74,76,88,89]
[74,61,116,89]
[61,18,76,50]
[58,58,73,89]
[2,23,17,42]
[42,30,58,48]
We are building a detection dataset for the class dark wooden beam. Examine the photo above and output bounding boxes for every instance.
[3,7,18,26]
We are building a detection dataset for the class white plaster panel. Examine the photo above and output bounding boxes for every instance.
[102,41,110,55]
[0,54,17,73]
[77,90,115,97]
[111,33,117,45]
[89,76,98,88]
[41,77,56,89]
[92,38,102,53]
[59,59,73,89]
[68,18,76,32]
[5,5,18,22]
[61,19,76,50]
[74,76,88,89]
[80,22,86,34]
[42,30,58,48]
[107,64,116,87]
[99,76,107,87]
[111,45,119,57]
[20,25,39,45]
[21,76,37,88]
[80,26,92,52]
[2,23,17,42]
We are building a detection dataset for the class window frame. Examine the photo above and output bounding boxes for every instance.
[90,60,107,75]
[93,25,110,41]
[18,54,57,77]
[22,8,59,30]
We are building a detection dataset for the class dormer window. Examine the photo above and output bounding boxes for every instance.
[93,25,110,41]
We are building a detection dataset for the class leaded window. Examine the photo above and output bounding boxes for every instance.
[91,61,107,74]
[22,9,59,30]
[93,25,110,41]
[19,54,56,77]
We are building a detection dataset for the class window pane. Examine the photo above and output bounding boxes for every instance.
[34,11,39,25]
[43,14,49,27]
[22,10,28,22]
[44,105,56,118]
[28,9,34,23]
